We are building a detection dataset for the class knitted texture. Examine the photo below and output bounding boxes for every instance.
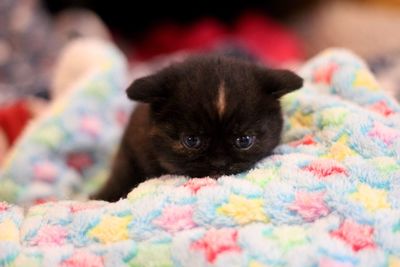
[1,49,400,266]
[0,41,132,206]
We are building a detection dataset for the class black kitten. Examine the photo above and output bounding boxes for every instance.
[92,56,303,201]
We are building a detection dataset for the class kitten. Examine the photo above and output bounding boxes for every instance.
[92,55,303,201]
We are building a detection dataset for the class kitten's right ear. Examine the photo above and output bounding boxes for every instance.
[126,74,168,103]
[255,67,303,98]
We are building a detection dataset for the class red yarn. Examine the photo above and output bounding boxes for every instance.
[289,135,316,147]
[331,219,376,252]
[303,159,348,178]
[369,100,395,117]
[0,100,32,146]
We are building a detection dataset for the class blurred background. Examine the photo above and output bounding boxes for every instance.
[1,0,400,160]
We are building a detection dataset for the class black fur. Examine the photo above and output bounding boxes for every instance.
[92,56,303,201]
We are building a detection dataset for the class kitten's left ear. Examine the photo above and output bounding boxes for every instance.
[256,68,303,98]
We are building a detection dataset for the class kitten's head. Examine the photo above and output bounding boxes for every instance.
[127,56,303,177]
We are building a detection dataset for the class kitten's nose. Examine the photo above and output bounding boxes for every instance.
[211,159,227,169]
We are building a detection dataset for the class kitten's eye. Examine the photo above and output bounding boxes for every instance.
[181,135,202,149]
[234,135,255,150]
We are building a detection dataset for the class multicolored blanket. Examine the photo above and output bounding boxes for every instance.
[1,47,400,267]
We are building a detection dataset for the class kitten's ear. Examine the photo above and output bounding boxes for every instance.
[126,74,168,103]
[256,68,303,98]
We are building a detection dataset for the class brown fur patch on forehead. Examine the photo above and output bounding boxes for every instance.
[216,81,226,118]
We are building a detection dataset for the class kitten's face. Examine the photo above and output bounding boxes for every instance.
[127,56,303,177]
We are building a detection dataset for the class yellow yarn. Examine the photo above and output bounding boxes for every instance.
[389,256,400,267]
[27,203,50,217]
[13,254,42,267]
[0,219,19,242]
[249,261,270,267]
[324,134,357,161]
[353,69,379,91]
[127,180,159,202]
[280,90,301,110]
[290,111,313,129]
[350,184,391,212]
[89,215,131,244]
[218,195,269,224]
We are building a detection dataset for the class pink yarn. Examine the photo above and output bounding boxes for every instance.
[80,116,101,137]
[319,258,354,267]
[191,228,241,263]
[61,251,104,267]
[331,219,376,252]
[183,178,217,193]
[31,225,68,246]
[33,161,57,182]
[368,122,400,146]
[368,101,394,117]
[153,205,195,232]
[70,202,104,213]
[0,202,9,212]
[289,191,330,222]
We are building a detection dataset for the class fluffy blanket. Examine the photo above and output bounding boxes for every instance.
[1,46,400,267]
[0,41,132,206]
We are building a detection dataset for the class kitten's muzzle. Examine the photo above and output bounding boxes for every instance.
[210,159,227,169]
